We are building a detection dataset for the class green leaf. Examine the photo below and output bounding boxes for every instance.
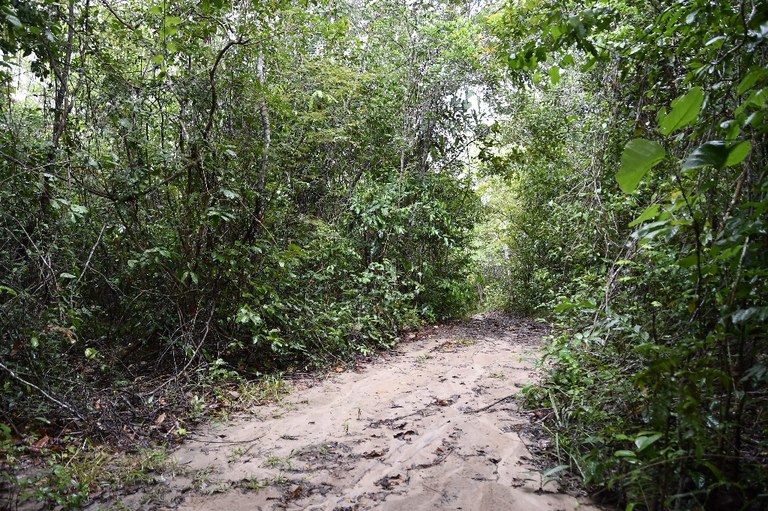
[724,140,751,166]
[614,450,637,458]
[628,204,661,227]
[732,307,768,324]
[702,461,725,482]
[737,67,767,95]
[677,252,699,268]
[682,141,729,170]
[548,66,560,85]
[0,285,18,296]
[658,87,704,136]
[617,139,665,193]
[634,433,662,451]
[5,14,22,28]
[554,299,597,313]
[682,140,752,171]
[542,464,570,478]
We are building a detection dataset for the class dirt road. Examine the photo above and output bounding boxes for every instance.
[116,314,598,510]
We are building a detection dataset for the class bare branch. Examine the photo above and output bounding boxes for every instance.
[0,361,85,421]
[203,37,250,141]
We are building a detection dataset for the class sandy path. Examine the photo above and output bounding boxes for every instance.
[125,314,598,510]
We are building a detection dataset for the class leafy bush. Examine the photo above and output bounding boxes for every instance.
[489,0,768,508]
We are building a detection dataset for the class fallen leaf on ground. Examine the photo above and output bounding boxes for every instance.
[31,435,50,451]
[376,474,404,489]
[394,429,418,440]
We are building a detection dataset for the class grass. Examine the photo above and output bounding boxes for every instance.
[3,369,294,509]
[6,442,175,510]
[228,446,246,463]
[239,474,289,492]
[211,374,291,418]
[262,454,292,470]
[414,353,433,365]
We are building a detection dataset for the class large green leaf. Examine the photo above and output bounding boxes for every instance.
[617,138,665,193]
[724,140,752,167]
[682,140,751,171]
[682,141,729,170]
[657,87,704,136]
[634,433,662,452]
[548,65,560,85]
[628,203,661,227]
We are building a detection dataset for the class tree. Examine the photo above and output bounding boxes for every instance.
[0,0,492,450]
[488,0,768,508]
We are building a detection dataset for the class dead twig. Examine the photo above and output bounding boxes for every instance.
[411,446,454,470]
[0,361,85,421]
[464,394,518,414]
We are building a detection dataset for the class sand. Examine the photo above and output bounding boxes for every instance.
[107,313,601,510]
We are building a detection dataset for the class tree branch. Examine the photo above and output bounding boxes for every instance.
[203,37,250,141]
[0,361,85,421]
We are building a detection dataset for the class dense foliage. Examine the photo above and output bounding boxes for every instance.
[482,0,767,509]
[0,0,489,452]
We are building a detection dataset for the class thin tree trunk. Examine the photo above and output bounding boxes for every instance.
[244,48,271,243]
[39,0,76,220]
[256,48,271,219]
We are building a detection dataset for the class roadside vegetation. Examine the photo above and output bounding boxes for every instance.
[479,1,767,509]
[1,0,490,507]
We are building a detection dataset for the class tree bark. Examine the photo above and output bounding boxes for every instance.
[256,48,271,218]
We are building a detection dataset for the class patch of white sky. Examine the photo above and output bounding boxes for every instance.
[8,56,42,104]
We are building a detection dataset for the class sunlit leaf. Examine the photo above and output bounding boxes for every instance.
[549,65,560,85]
[0,285,18,296]
[634,433,661,451]
[658,87,704,136]
[555,299,597,312]
[732,307,768,324]
[724,140,751,167]
[5,14,22,28]
[542,464,570,478]
[737,67,768,95]
[617,139,665,193]
[628,204,661,227]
